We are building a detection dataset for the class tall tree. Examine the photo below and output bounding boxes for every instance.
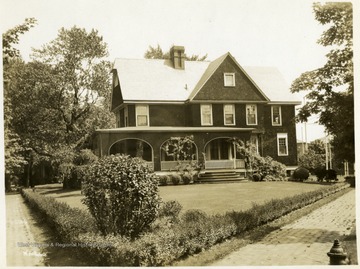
[144,44,207,61]
[6,26,115,185]
[290,3,354,163]
[31,26,115,149]
[3,18,37,190]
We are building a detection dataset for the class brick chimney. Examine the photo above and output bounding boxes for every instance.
[170,45,185,69]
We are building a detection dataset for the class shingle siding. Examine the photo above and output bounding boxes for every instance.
[193,56,267,101]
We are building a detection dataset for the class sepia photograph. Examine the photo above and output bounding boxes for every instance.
[1,0,358,267]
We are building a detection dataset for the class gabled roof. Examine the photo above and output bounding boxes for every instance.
[112,53,301,104]
[242,66,300,104]
[113,58,210,102]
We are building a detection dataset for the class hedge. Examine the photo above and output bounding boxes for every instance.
[21,182,349,266]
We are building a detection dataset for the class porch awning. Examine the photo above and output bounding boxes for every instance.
[96,126,255,133]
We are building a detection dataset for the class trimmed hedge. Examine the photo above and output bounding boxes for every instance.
[21,183,349,266]
[21,189,97,241]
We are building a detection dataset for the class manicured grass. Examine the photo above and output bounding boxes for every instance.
[35,181,333,215]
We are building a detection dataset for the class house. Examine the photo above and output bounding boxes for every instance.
[93,46,301,179]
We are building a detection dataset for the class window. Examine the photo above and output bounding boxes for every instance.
[224,73,235,87]
[224,104,235,125]
[246,104,257,125]
[201,104,213,126]
[136,105,149,126]
[272,105,282,125]
[277,133,288,156]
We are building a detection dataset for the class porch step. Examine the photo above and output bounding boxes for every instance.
[198,170,246,183]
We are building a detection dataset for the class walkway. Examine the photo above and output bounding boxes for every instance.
[212,189,356,266]
[5,193,46,267]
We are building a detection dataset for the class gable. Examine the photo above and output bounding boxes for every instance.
[191,54,269,102]
[111,71,123,111]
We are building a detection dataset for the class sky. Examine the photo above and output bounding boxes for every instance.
[1,0,358,142]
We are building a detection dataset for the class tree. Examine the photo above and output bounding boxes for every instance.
[31,26,114,147]
[144,44,207,61]
[6,26,115,186]
[2,17,37,65]
[290,3,354,163]
[3,18,37,190]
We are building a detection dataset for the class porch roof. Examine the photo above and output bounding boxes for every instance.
[96,126,255,133]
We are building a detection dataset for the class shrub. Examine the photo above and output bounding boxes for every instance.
[82,154,161,238]
[293,167,310,181]
[345,176,355,187]
[325,169,337,181]
[181,209,207,223]
[158,200,183,221]
[158,175,169,186]
[182,174,192,185]
[314,167,327,181]
[21,188,97,242]
[252,173,261,182]
[170,173,181,185]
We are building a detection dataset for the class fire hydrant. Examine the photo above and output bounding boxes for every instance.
[327,239,349,265]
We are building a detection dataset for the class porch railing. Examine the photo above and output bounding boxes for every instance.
[205,159,245,170]
[161,161,195,171]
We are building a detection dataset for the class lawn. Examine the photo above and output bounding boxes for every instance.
[35,181,332,215]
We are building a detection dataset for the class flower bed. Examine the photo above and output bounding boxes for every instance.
[21,182,349,266]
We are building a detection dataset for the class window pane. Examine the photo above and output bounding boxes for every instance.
[137,115,148,126]
[246,105,257,125]
[225,114,234,124]
[272,106,281,124]
[201,104,212,125]
[278,138,287,155]
[224,73,235,86]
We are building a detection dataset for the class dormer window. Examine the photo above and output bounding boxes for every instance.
[224,73,235,87]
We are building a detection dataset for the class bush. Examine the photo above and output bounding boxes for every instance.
[314,167,327,181]
[181,209,207,223]
[158,175,169,186]
[170,173,181,185]
[182,174,192,184]
[82,154,161,238]
[293,167,310,181]
[345,176,355,187]
[21,188,97,242]
[158,200,183,221]
[325,169,337,181]
[252,173,261,182]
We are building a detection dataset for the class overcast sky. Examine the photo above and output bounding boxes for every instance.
[1,0,358,142]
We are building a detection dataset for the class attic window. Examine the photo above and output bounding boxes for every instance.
[224,73,235,87]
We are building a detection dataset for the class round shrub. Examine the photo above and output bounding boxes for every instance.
[158,200,183,220]
[182,174,192,184]
[158,175,169,186]
[170,173,181,185]
[293,167,310,181]
[325,169,337,181]
[314,167,327,181]
[252,173,261,182]
[82,154,161,238]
